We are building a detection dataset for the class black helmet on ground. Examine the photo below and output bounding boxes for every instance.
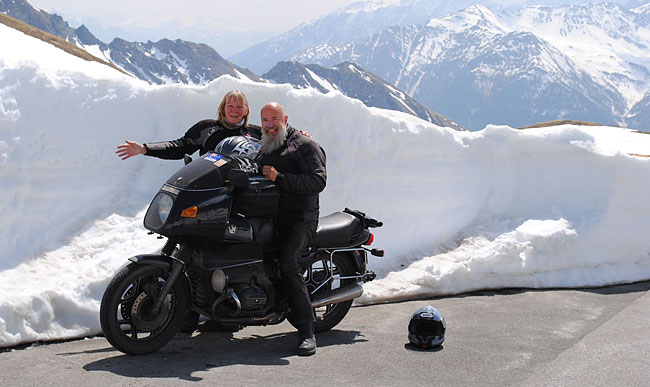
[408,306,446,348]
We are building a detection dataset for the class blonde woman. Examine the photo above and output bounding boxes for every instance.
[116,90,260,160]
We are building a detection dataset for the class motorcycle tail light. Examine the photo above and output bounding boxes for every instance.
[364,233,374,246]
[181,206,198,218]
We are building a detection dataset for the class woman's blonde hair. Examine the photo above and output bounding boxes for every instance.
[217,90,249,127]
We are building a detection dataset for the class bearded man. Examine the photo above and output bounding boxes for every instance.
[256,102,327,356]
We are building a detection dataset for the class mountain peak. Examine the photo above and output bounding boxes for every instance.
[74,24,102,46]
[427,4,509,35]
[340,0,403,14]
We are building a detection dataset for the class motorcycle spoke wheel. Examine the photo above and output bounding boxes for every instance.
[100,264,188,355]
[303,253,356,332]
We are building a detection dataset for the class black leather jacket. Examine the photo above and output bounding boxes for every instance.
[256,126,327,222]
[144,119,261,160]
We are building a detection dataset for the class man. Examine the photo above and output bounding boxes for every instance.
[257,102,327,356]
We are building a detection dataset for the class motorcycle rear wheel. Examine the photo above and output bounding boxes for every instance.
[100,263,188,355]
[303,252,356,333]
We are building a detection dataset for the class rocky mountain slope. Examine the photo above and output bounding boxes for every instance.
[0,0,261,85]
[263,61,464,129]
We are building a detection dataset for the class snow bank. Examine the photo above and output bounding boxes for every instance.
[2,22,650,347]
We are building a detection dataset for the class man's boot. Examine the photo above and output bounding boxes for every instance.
[296,322,316,356]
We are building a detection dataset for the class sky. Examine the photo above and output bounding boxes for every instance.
[2,21,650,348]
[26,0,361,57]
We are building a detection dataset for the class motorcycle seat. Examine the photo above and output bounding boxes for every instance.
[309,211,364,248]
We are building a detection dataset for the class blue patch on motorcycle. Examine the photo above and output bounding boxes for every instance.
[204,153,223,163]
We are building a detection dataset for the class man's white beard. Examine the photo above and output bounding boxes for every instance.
[260,124,288,155]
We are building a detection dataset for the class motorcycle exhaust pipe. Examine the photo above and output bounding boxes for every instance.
[311,283,363,308]
[211,288,241,317]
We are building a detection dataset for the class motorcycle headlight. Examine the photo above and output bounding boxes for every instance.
[144,192,174,230]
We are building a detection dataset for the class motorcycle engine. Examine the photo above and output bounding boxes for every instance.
[234,284,268,311]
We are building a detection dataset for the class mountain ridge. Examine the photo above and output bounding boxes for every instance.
[263,61,465,130]
[290,3,649,129]
[0,0,261,85]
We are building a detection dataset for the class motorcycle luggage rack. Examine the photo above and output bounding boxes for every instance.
[308,247,372,296]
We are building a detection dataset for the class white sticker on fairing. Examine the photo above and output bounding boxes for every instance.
[235,157,259,174]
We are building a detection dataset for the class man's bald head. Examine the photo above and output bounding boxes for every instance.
[260,101,289,154]
[261,102,285,117]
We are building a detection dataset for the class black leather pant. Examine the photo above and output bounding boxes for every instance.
[276,219,318,326]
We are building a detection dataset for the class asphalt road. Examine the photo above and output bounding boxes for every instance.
[2,281,649,387]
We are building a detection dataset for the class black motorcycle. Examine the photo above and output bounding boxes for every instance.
[100,136,384,355]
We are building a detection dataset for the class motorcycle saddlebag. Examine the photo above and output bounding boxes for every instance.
[233,177,279,217]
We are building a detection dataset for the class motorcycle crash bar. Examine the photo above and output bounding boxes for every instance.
[311,283,363,308]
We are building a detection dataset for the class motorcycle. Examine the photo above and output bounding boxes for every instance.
[100,136,384,355]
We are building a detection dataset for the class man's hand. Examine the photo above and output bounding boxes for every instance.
[262,165,278,182]
[116,140,146,160]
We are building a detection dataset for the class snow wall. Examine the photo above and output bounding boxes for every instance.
[2,22,650,346]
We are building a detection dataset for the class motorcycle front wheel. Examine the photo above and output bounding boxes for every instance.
[100,263,189,355]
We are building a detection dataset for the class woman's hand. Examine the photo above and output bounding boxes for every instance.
[116,140,146,160]
[299,130,313,139]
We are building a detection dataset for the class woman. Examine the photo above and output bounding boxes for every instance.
[116,90,261,160]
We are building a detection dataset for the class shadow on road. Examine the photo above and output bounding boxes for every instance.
[80,329,366,382]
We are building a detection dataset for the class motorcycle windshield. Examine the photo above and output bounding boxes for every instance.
[165,152,230,190]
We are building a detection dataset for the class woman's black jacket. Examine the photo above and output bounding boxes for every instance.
[144,119,261,160]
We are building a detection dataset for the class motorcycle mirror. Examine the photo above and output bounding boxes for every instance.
[226,168,249,188]
[183,154,193,165]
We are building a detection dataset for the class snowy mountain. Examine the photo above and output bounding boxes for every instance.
[229,0,630,75]
[97,38,261,85]
[0,0,261,85]
[507,3,650,115]
[263,61,465,130]
[229,0,468,75]
[291,3,650,129]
